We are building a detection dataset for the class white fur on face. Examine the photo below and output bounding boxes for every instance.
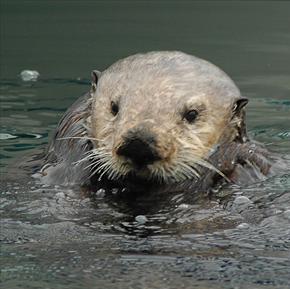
[89,51,241,183]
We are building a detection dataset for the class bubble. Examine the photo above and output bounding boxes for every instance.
[231,196,254,213]
[233,196,252,205]
[20,70,40,82]
[135,215,148,224]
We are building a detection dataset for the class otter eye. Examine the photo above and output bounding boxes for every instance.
[110,101,119,116]
[183,109,198,123]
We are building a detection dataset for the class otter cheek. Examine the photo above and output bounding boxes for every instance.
[157,139,176,164]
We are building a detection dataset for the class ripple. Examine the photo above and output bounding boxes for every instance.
[0,132,45,140]
[0,133,17,140]
[267,99,290,106]
[277,131,290,139]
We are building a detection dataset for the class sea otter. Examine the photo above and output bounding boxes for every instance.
[40,51,279,194]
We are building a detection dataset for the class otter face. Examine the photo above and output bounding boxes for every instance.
[88,52,246,184]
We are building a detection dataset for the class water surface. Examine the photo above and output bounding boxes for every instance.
[1,1,290,289]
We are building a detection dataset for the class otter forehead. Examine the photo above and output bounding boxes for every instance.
[96,51,241,111]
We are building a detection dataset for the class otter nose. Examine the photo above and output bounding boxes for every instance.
[116,136,160,168]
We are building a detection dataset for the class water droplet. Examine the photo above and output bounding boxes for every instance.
[111,188,118,195]
[96,189,105,197]
[237,223,250,229]
[178,203,190,209]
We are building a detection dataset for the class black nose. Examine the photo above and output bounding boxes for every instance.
[116,137,160,168]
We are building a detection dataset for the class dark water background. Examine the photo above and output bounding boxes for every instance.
[1,1,290,289]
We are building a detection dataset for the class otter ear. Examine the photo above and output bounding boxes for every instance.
[232,97,248,115]
[91,70,101,93]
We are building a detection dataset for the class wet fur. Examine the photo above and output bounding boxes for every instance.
[40,51,282,193]
[41,94,275,192]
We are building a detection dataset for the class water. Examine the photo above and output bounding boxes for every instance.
[1,1,290,288]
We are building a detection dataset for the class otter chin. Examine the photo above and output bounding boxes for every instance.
[40,51,280,193]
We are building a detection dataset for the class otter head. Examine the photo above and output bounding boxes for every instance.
[88,51,248,184]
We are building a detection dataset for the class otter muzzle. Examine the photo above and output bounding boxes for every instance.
[116,135,161,168]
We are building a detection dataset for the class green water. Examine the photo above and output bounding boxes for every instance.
[1,1,290,289]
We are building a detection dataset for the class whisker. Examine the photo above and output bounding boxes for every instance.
[83,159,104,170]
[178,161,200,178]
[73,152,96,165]
[107,164,120,180]
[181,153,230,182]
[57,136,101,141]
[99,163,115,180]
[194,159,230,182]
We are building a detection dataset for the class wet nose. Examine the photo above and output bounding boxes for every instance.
[116,136,161,168]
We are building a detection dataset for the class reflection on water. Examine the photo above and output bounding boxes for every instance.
[1,1,290,289]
